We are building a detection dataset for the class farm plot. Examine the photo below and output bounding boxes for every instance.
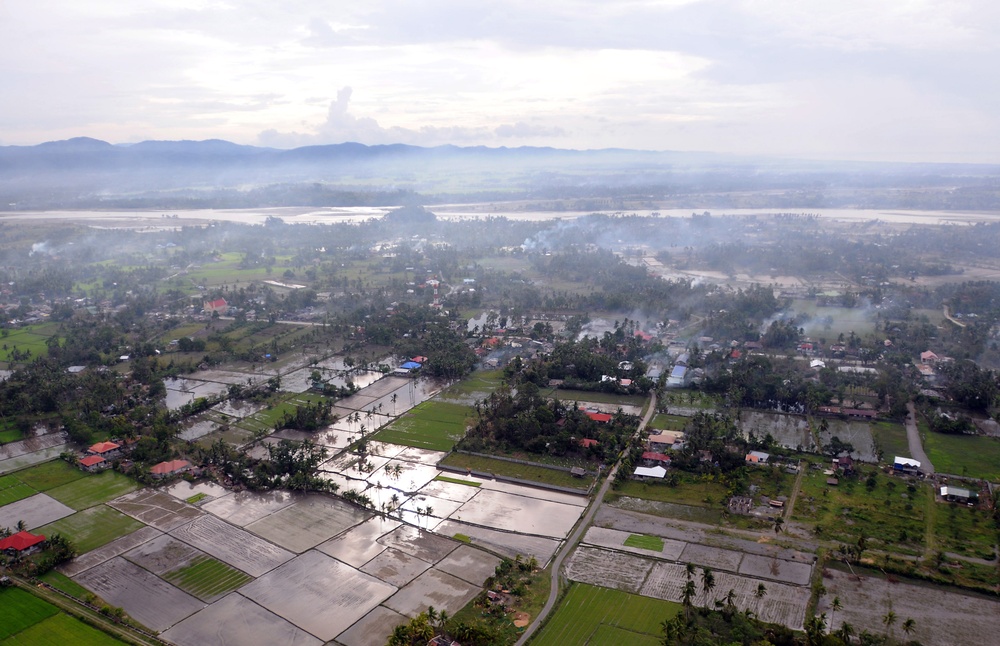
[59,526,163,577]
[316,516,401,567]
[0,587,58,640]
[639,561,809,629]
[45,471,140,510]
[123,534,203,575]
[821,568,1000,646]
[739,411,816,451]
[360,548,433,587]
[433,544,502,586]
[582,527,685,560]
[565,547,654,594]
[169,514,293,577]
[245,493,371,553]
[0,443,68,474]
[0,474,36,505]
[371,400,471,452]
[817,419,878,462]
[531,583,680,646]
[334,605,409,646]
[677,543,744,572]
[201,490,298,526]
[376,524,457,563]
[108,489,203,531]
[450,488,583,538]
[240,550,397,641]
[164,556,253,602]
[433,519,561,564]
[364,458,440,492]
[8,458,84,491]
[383,568,480,619]
[0,493,75,530]
[163,480,229,503]
[922,431,1000,481]
[417,477,483,503]
[74,557,204,633]
[5,612,127,646]
[162,588,321,646]
[738,553,813,586]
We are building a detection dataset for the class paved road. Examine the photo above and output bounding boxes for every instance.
[905,401,934,474]
[516,391,657,645]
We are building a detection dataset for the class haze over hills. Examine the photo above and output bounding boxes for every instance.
[3,137,1000,211]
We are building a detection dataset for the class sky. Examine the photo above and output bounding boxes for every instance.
[1,0,999,163]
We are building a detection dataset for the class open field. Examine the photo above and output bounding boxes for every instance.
[109,489,204,531]
[0,323,59,363]
[930,499,999,561]
[545,388,648,409]
[0,474,36,505]
[623,534,665,552]
[14,460,86,491]
[38,505,145,553]
[45,471,140,510]
[0,493,76,530]
[439,452,587,489]
[438,369,504,402]
[870,420,910,462]
[739,411,815,451]
[169,514,294,577]
[37,570,94,599]
[921,429,1000,481]
[244,493,371,553]
[531,582,680,646]
[164,556,253,602]
[161,592,321,646]
[372,400,471,452]
[2,612,126,646]
[648,413,689,432]
[608,473,729,508]
[791,301,877,338]
[791,464,928,556]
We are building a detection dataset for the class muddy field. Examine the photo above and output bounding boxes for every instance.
[240,550,397,641]
[431,519,561,564]
[162,592,321,646]
[317,517,400,567]
[74,556,204,632]
[382,568,481,618]
[244,493,371,552]
[169,514,294,577]
[739,411,816,451]
[582,527,685,560]
[360,547,433,587]
[335,605,409,646]
[0,492,74,529]
[123,534,204,575]
[434,544,503,586]
[377,525,457,563]
[109,489,203,531]
[450,488,584,538]
[59,526,163,577]
[819,419,878,462]
[200,490,298,526]
[820,568,1000,646]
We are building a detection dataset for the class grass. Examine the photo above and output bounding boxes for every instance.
[608,474,728,508]
[36,505,145,553]
[439,370,504,400]
[0,587,59,640]
[870,421,910,462]
[372,400,472,452]
[930,499,1000,561]
[164,556,252,601]
[546,388,647,408]
[2,611,126,645]
[45,471,140,510]
[185,492,208,504]
[37,571,94,600]
[14,460,87,491]
[648,414,689,432]
[0,475,36,506]
[439,452,588,489]
[0,428,22,444]
[0,323,59,363]
[453,533,472,543]
[623,534,664,552]
[921,429,1000,481]
[433,475,481,487]
[531,583,680,646]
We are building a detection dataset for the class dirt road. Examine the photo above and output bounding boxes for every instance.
[905,401,934,474]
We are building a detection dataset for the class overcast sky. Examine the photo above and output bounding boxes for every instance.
[2,0,998,163]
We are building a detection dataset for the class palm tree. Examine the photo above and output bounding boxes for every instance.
[681,580,697,620]
[437,609,449,633]
[753,582,767,617]
[773,516,784,534]
[902,618,916,640]
[805,613,828,646]
[723,589,737,618]
[685,563,696,582]
[391,393,397,415]
[700,567,715,609]
[830,596,842,629]
[882,610,897,640]
[836,622,855,644]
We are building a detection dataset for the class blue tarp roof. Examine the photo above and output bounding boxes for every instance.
[400,361,422,369]
[670,365,687,378]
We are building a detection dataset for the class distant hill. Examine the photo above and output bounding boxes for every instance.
[2,137,1000,210]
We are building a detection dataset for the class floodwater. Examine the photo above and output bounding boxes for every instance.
[163,377,228,410]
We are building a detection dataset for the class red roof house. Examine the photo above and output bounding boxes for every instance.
[579,438,599,449]
[0,531,46,554]
[87,441,121,457]
[79,455,107,472]
[203,297,228,314]
[150,459,192,479]
[641,451,671,466]
[411,356,429,363]
[584,411,613,424]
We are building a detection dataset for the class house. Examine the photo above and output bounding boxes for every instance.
[582,409,613,424]
[400,361,422,370]
[893,456,921,474]
[79,455,108,472]
[86,441,121,459]
[641,451,671,467]
[203,297,228,314]
[0,531,46,556]
[745,451,770,465]
[570,467,587,478]
[920,350,939,363]
[647,432,679,452]
[833,455,855,474]
[633,465,667,479]
[579,438,599,449]
[150,459,192,479]
[667,365,689,387]
[940,486,977,503]
[411,356,429,364]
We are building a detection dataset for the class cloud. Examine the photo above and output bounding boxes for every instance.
[495,122,567,138]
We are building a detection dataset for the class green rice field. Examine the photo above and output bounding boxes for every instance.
[0,475,37,506]
[164,556,252,601]
[372,400,472,451]
[45,471,140,510]
[37,571,93,600]
[622,534,664,552]
[531,583,680,646]
[869,421,910,462]
[921,429,1000,481]
[439,453,587,489]
[433,475,481,487]
[0,588,58,640]
[36,506,144,553]
[3,612,125,645]
[14,460,86,491]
